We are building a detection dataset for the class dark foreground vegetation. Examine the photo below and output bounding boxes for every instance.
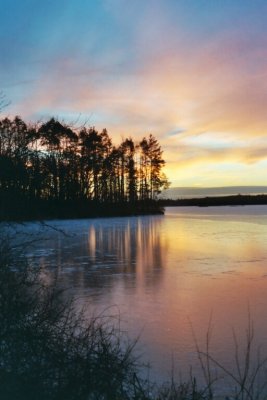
[1,229,212,400]
[2,229,267,400]
[0,116,169,220]
[159,194,267,207]
[0,231,148,400]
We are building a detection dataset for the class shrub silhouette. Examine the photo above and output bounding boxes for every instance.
[0,234,148,400]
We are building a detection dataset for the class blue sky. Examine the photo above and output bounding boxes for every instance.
[1,0,267,187]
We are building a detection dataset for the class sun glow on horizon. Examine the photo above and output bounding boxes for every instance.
[1,0,267,187]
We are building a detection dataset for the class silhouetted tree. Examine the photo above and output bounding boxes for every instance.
[120,138,137,203]
[0,115,169,219]
[139,134,169,200]
[38,118,78,200]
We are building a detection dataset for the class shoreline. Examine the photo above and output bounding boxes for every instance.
[3,194,267,222]
[159,194,267,207]
[0,199,164,222]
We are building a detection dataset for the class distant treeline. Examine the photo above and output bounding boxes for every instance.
[159,194,267,207]
[0,116,169,220]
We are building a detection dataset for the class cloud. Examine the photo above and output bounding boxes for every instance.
[9,14,267,140]
[3,0,267,186]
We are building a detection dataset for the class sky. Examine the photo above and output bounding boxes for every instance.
[1,0,267,188]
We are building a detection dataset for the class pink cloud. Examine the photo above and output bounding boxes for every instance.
[6,12,267,187]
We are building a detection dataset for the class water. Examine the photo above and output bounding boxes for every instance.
[21,206,267,388]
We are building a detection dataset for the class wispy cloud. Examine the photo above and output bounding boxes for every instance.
[2,0,267,186]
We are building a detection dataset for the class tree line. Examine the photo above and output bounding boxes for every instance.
[0,116,169,219]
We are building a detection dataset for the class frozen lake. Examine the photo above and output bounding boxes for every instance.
[20,205,267,388]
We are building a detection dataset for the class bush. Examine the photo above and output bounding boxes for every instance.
[3,228,266,400]
[0,232,150,400]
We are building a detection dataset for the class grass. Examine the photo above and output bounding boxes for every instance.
[198,319,267,400]
[0,231,151,400]
[1,228,267,399]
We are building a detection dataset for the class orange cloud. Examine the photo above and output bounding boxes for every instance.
[6,9,267,187]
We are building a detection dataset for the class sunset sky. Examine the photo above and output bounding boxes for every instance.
[1,0,267,187]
